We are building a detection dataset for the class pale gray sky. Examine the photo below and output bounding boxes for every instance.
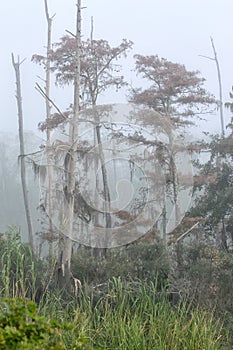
[1,0,233,136]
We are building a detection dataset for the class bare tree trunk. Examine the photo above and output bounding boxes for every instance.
[95,120,111,256]
[215,219,228,251]
[162,205,167,243]
[209,38,226,248]
[210,37,225,137]
[58,0,81,290]
[163,131,180,243]
[89,30,111,254]
[95,121,112,229]
[170,153,181,226]
[89,31,111,233]
[43,0,55,260]
[12,54,35,252]
[200,38,225,137]
[93,129,100,227]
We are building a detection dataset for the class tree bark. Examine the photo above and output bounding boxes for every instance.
[58,0,81,290]
[170,152,181,226]
[12,54,35,252]
[44,0,54,259]
[95,120,112,229]
[90,35,112,250]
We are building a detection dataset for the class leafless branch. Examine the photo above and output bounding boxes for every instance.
[11,53,26,66]
[198,54,215,61]
[176,222,200,243]
[18,149,44,159]
[44,0,55,22]
[35,82,68,120]
[65,29,76,38]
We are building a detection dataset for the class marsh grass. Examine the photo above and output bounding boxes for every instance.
[76,278,225,350]
[0,228,229,349]
[36,278,227,349]
[0,228,36,299]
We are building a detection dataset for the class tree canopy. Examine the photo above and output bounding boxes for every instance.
[32,36,133,107]
[129,54,217,127]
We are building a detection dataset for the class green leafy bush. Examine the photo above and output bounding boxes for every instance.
[71,243,169,286]
[0,298,92,350]
[0,298,64,349]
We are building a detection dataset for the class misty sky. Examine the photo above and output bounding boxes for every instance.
[1,0,233,137]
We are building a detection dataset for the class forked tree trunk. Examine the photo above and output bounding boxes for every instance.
[58,0,81,290]
[12,54,35,252]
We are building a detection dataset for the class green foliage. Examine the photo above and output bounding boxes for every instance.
[71,243,169,287]
[192,161,233,225]
[35,277,226,350]
[191,134,233,250]
[71,278,225,349]
[0,227,232,348]
[0,227,36,299]
[0,298,95,350]
[170,241,233,347]
[0,298,64,349]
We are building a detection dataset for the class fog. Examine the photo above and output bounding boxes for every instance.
[0,3,232,343]
[0,0,233,135]
[0,0,232,234]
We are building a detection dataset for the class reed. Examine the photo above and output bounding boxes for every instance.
[0,229,229,349]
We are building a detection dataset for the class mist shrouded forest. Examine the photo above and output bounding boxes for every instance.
[1,1,233,349]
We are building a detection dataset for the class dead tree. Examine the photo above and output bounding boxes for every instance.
[58,0,81,290]
[12,54,35,252]
[199,37,225,137]
[44,0,55,259]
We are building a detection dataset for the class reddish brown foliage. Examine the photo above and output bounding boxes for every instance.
[32,37,133,130]
[48,37,133,105]
[130,55,217,127]
[38,112,70,131]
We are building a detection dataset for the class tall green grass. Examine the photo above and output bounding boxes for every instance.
[0,227,36,299]
[0,228,229,349]
[76,278,226,350]
[38,277,227,349]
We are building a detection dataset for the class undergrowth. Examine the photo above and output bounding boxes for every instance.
[0,227,230,349]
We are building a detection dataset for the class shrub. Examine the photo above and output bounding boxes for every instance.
[71,243,169,287]
[0,298,64,349]
[0,298,93,350]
